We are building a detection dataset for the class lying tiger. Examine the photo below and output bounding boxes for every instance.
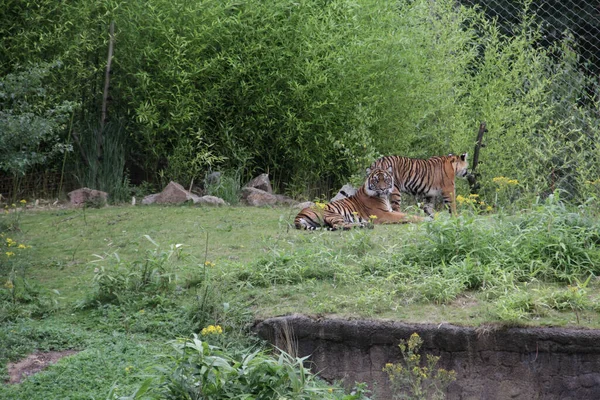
[294,166,423,231]
[368,153,469,217]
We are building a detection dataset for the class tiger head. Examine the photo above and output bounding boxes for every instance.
[364,166,394,198]
[448,153,469,178]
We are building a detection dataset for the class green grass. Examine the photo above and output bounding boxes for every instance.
[5,202,600,325]
[1,201,600,398]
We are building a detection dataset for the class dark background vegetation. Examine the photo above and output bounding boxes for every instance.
[1,0,599,205]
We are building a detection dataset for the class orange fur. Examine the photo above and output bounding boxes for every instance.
[295,167,423,230]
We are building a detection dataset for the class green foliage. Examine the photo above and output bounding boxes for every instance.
[74,120,131,203]
[78,237,185,307]
[142,335,369,400]
[2,0,600,202]
[0,267,60,322]
[0,62,75,176]
[203,170,243,206]
[383,333,456,400]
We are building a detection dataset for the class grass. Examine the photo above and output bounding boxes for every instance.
[1,200,600,398]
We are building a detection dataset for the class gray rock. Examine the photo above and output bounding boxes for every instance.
[330,184,357,202]
[241,187,298,207]
[195,195,227,206]
[155,181,193,204]
[294,201,316,210]
[141,193,159,205]
[67,188,108,206]
[244,173,273,193]
[205,171,221,187]
[241,187,278,206]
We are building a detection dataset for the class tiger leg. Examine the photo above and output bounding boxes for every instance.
[376,211,424,224]
[422,196,435,218]
[390,187,402,212]
[323,211,355,231]
[441,187,457,216]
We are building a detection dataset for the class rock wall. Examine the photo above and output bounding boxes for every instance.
[254,315,600,399]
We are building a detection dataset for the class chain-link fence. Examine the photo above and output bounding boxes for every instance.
[457,0,600,201]
[461,0,599,77]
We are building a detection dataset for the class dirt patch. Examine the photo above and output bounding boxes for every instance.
[6,350,79,384]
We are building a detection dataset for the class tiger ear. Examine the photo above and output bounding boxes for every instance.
[460,153,467,161]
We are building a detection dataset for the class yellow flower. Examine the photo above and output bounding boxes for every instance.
[125,366,133,373]
[201,324,223,335]
[486,206,493,212]
[369,215,378,220]
[351,211,358,216]
[11,203,16,208]
[5,252,15,257]
[328,388,333,393]
[4,280,13,289]
[17,244,26,249]
[204,261,215,267]
[493,176,519,186]
[315,202,327,210]
[139,309,145,314]
[19,199,26,204]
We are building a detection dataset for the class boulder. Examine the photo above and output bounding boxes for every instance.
[294,201,316,210]
[241,187,297,207]
[241,187,278,206]
[274,194,297,206]
[67,188,108,206]
[195,195,227,206]
[330,184,357,202]
[155,181,194,204]
[141,193,159,205]
[244,173,273,193]
[205,171,222,187]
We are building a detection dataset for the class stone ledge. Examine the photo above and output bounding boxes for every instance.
[254,314,600,400]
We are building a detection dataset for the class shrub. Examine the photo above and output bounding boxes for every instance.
[383,333,456,400]
[136,335,370,400]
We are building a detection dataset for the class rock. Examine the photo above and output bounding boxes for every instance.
[274,194,297,206]
[155,181,194,204]
[244,173,273,193]
[141,193,159,205]
[330,184,357,202]
[67,188,108,206]
[142,183,227,206]
[195,195,227,206]
[241,187,278,206]
[241,187,297,207]
[294,201,316,210]
[205,171,222,187]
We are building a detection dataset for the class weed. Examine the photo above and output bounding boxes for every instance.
[133,334,370,400]
[383,333,456,400]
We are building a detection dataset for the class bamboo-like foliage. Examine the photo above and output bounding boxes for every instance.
[1,0,598,204]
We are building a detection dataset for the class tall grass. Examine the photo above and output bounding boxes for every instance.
[74,120,130,202]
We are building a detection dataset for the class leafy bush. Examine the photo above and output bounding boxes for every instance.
[135,335,370,400]
[79,238,185,308]
[0,62,75,177]
[383,333,456,400]
[3,0,599,203]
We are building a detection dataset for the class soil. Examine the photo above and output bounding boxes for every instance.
[6,350,79,384]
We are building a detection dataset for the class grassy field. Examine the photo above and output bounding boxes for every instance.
[1,201,600,398]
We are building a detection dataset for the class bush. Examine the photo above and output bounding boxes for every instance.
[132,335,370,400]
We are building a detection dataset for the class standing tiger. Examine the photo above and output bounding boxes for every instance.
[294,166,423,230]
[368,153,469,217]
